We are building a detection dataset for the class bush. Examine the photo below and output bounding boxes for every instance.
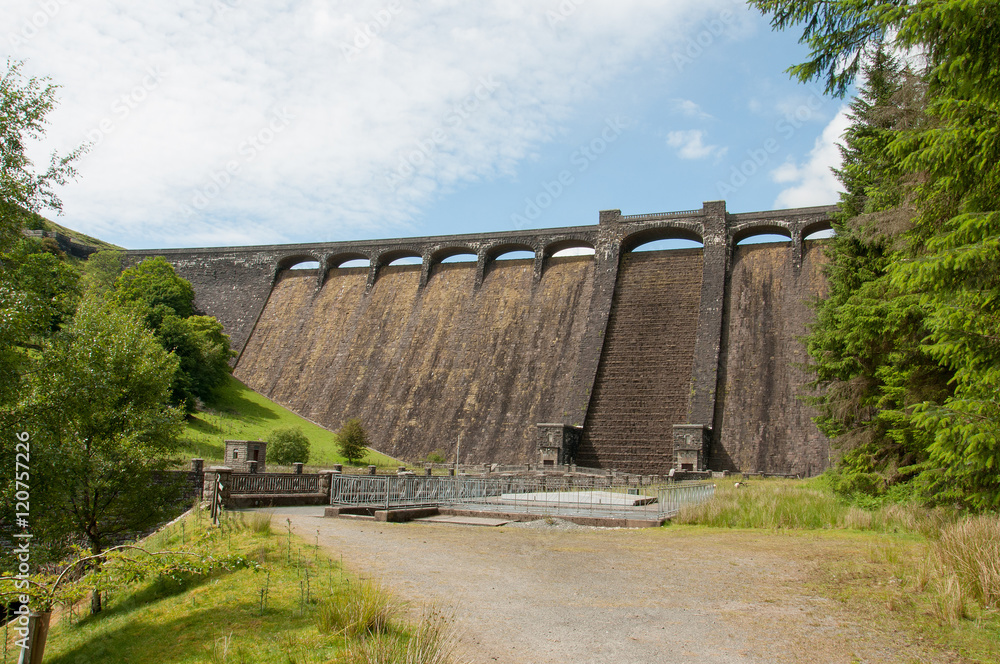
[426,450,446,464]
[337,418,368,464]
[267,427,310,465]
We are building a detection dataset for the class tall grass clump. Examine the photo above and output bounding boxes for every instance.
[674,478,955,535]
[934,514,1000,610]
[246,511,273,535]
[674,479,845,529]
[318,579,398,638]
[331,609,456,664]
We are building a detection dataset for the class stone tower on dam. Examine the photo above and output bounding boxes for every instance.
[129,201,834,475]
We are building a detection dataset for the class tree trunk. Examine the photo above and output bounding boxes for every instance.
[90,588,102,615]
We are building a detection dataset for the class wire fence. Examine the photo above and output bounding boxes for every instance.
[330,474,715,519]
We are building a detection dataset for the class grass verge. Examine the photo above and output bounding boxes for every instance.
[12,509,457,664]
[180,375,397,469]
[675,477,1000,662]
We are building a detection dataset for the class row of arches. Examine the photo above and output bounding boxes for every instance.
[275,216,836,285]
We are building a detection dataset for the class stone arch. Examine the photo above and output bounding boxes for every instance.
[327,252,371,269]
[276,253,322,271]
[487,242,537,261]
[544,238,596,258]
[430,246,479,264]
[732,224,792,245]
[802,218,834,241]
[621,226,704,253]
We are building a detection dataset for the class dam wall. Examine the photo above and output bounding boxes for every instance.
[130,201,835,475]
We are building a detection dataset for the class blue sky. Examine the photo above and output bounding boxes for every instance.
[4,0,849,250]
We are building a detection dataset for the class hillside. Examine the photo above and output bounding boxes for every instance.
[180,375,399,468]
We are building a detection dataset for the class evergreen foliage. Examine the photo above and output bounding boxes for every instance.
[266,426,311,465]
[337,418,369,465]
[752,0,1000,509]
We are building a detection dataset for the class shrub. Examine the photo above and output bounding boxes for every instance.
[337,418,368,464]
[426,450,446,464]
[267,427,311,465]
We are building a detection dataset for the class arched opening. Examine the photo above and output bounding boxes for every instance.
[545,239,596,258]
[622,227,703,253]
[386,256,422,266]
[630,238,704,252]
[373,249,422,268]
[736,234,791,245]
[804,228,835,241]
[432,247,478,264]
[329,253,371,270]
[734,225,792,246]
[551,247,596,257]
[278,255,322,272]
[493,249,535,261]
[337,258,371,268]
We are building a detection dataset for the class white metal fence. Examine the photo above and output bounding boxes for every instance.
[330,474,715,519]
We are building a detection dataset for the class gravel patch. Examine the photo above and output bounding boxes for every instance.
[281,513,954,664]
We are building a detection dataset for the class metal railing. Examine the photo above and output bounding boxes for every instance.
[230,473,320,494]
[330,475,715,519]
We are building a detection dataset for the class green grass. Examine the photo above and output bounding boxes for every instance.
[179,375,398,469]
[674,477,1000,662]
[674,476,953,536]
[25,510,456,664]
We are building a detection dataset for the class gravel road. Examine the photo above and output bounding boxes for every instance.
[272,507,951,664]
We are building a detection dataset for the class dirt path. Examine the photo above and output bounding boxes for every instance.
[275,508,947,663]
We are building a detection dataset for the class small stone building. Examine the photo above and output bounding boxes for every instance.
[225,440,267,473]
[536,423,582,467]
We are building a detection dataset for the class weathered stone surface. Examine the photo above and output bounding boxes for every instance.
[712,242,830,475]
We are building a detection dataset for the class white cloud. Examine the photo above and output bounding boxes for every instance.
[772,107,851,209]
[666,129,726,160]
[671,98,711,119]
[1,0,743,248]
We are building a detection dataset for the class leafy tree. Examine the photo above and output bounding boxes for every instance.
[753,0,1000,508]
[112,256,233,410]
[16,297,183,613]
[266,427,311,465]
[0,60,83,409]
[112,256,195,321]
[337,418,368,465]
[82,249,124,296]
[0,60,84,253]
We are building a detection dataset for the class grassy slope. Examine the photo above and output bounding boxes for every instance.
[180,375,398,469]
[30,511,446,663]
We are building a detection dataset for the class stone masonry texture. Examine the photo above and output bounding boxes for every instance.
[576,250,703,474]
[129,202,836,474]
[712,242,830,475]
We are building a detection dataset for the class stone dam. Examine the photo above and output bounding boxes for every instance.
[128,201,833,475]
